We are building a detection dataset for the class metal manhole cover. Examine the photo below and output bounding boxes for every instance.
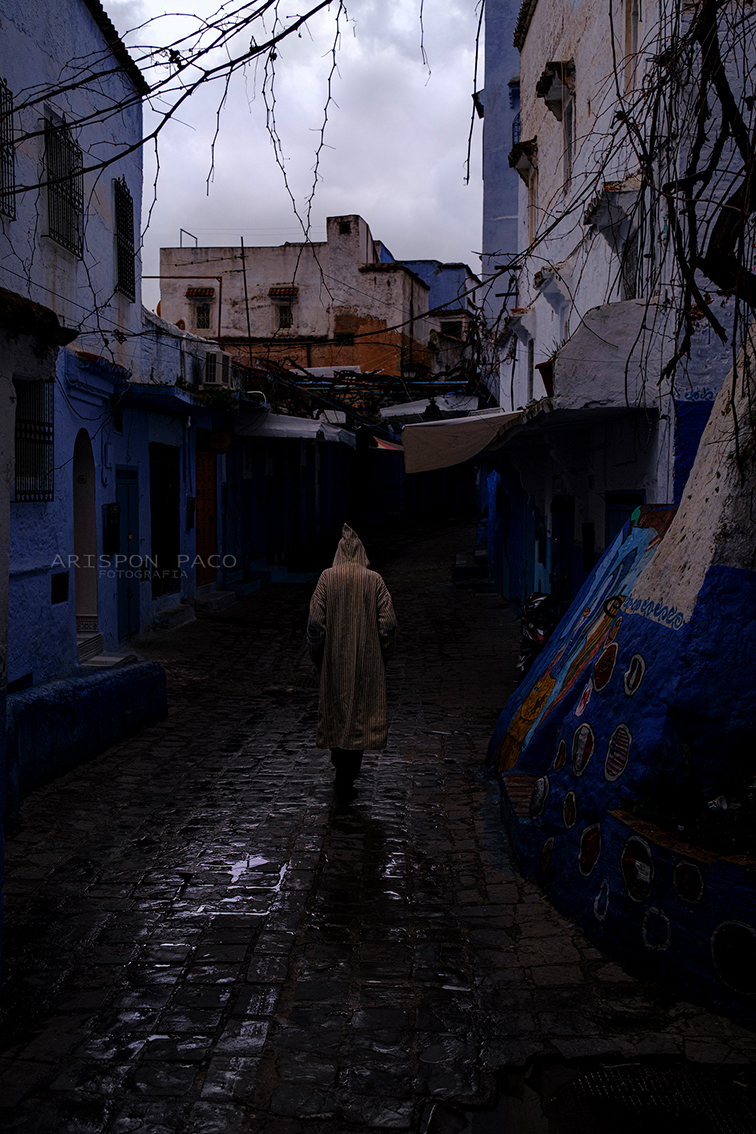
[546,1065,756,1134]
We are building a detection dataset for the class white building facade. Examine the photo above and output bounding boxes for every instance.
[483,0,740,603]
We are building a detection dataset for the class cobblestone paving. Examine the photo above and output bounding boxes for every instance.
[1,520,755,1133]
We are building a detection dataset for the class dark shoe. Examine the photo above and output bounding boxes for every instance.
[334,781,358,804]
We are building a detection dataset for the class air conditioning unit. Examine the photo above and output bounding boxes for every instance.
[201,351,232,390]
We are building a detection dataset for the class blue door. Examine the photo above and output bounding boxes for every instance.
[116,469,140,639]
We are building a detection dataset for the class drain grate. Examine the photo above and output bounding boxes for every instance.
[547,1064,756,1134]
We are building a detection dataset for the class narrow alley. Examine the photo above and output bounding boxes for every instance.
[1,521,755,1134]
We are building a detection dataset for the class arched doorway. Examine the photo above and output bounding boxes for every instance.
[73,429,100,658]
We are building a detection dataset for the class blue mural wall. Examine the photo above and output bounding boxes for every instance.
[489,505,756,1019]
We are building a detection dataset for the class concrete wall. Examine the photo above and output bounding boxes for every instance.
[488,333,756,1018]
[0,0,144,357]
[3,0,147,683]
[481,0,522,322]
[484,0,741,605]
[159,215,434,378]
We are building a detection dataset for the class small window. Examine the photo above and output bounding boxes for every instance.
[114,177,135,301]
[278,304,293,329]
[621,231,639,300]
[563,92,575,185]
[0,78,15,219]
[13,380,54,502]
[440,320,464,339]
[196,303,211,330]
[625,0,641,91]
[527,168,538,244]
[45,118,83,256]
[339,220,352,235]
[110,393,124,434]
[51,572,69,604]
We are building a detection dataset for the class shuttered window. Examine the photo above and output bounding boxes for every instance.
[114,177,136,300]
[13,380,54,503]
[45,118,83,256]
[0,78,15,219]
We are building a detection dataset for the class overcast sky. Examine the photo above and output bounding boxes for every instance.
[107,0,484,309]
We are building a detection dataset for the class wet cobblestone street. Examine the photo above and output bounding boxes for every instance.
[1,520,755,1133]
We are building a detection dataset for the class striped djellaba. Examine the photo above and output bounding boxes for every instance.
[307,524,397,751]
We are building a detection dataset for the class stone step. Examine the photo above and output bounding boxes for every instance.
[77,633,104,662]
[193,590,237,613]
[152,604,196,631]
[81,653,139,670]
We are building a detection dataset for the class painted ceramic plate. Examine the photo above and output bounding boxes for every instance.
[621,836,654,903]
[604,724,632,782]
[579,823,601,877]
[571,723,595,776]
[593,641,619,691]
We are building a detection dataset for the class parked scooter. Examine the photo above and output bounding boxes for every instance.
[516,591,560,678]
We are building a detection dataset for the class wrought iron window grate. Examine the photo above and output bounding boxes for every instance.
[13,380,54,502]
[0,79,15,219]
[114,176,135,300]
[46,119,83,256]
[512,111,521,148]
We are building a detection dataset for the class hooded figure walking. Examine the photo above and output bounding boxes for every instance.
[307,524,397,803]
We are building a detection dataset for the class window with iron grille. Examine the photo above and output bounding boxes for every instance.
[114,177,135,300]
[196,303,211,329]
[277,304,293,329]
[45,118,83,256]
[0,79,15,219]
[13,380,54,502]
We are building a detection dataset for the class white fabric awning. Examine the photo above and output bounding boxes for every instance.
[402,409,520,474]
[235,412,356,447]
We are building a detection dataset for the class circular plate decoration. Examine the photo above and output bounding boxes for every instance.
[642,906,671,951]
[540,837,555,876]
[623,653,646,696]
[531,776,550,819]
[563,790,577,829]
[571,723,595,776]
[579,823,601,876]
[673,861,704,905]
[593,641,619,692]
[604,724,632,782]
[575,681,592,718]
[593,878,610,921]
[620,836,655,903]
[710,921,756,995]
[554,738,567,772]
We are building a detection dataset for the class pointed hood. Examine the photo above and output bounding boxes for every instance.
[332,523,369,567]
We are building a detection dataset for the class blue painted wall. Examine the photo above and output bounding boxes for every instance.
[395,260,475,314]
[5,662,166,825]
[489,507,756,1019]
[674,399,715,504]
